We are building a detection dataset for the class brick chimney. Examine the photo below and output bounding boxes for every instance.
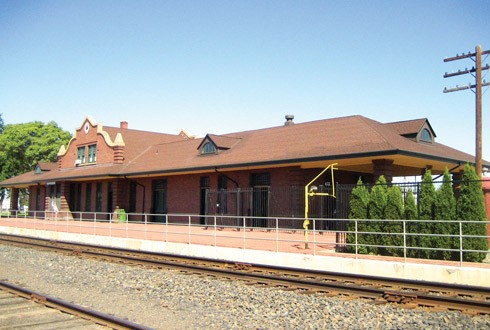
[120,121,128,129]
[113,133,125,164]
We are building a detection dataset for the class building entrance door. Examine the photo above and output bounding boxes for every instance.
[251,173,270,227]
[199,176,209,225]
[152,180,167,222]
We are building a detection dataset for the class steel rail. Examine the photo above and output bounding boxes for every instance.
[1,233,487,297]
[0,280,154,330]
[1,233,489,315]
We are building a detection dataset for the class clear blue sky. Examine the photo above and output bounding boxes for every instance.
[1,1,489,160]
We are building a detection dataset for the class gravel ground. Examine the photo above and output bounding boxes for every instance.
[0,245,489,330]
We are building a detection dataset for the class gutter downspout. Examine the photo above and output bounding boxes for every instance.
[214,167,239,188]
[433,162,463,181]
[124,176,146,214]
[214,167,240,218]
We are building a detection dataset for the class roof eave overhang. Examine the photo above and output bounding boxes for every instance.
[1,149,480,186]
[0,182,33,189]
[120,149,476,178]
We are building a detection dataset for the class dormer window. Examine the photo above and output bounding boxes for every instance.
[419,128,433,143]
[198,134,241,155]
[201,142,217,154]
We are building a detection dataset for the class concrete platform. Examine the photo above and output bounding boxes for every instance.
[1,217,489,287]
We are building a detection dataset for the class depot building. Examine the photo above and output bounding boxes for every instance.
[1,115,487,225]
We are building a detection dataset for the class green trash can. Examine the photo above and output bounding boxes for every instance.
[117,209,127,223]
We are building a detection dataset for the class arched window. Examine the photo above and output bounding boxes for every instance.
[201,142,217,154]
[420,128,432,143]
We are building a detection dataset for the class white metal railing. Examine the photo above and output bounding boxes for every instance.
[0,210,488,266]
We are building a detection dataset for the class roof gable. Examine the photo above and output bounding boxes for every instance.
[58,116,125,158]
[384,118,436,139]
[197,134,241,153]
[35,162,57,174]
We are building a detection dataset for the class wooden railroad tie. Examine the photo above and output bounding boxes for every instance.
[383,291,417,304]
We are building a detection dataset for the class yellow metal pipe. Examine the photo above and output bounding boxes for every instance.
[303,163,337,250]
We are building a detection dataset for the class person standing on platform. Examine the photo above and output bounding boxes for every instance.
[113,206,120,223]
[51,200,59,220]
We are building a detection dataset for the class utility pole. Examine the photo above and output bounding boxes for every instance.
[444,45,490,177]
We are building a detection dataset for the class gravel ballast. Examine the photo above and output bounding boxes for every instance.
[0,244,489,329]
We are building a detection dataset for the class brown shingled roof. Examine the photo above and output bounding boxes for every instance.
[103,126,187,163]
[37,162,57,171]
[0,115,485,187]
[116,115,481,176]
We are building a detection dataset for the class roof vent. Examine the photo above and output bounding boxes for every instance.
[284,115,294,126]
[120,121,128,129]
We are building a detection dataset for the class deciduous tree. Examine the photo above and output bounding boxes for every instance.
[0,121,71,208]
[0,113,4,133]
[0,113,4,208]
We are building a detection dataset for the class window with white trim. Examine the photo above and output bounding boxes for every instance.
[77,146,86,164]
[88,144,97,163]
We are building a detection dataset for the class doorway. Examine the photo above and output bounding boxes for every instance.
[251,173,270,227]
[199,176,209,225]
[152,180,167,222]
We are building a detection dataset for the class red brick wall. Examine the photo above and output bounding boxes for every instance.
[28,187,36,211]
[59,120,115,169]
[27,165,364,221]
[28,186,47,212]
[167,174,201,214]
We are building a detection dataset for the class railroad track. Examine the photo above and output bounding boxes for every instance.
[0,280,152,330]
[1,233,489,316]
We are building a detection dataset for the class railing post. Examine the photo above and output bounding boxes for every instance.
[243,217,246,250]
[355,219,358,259]
[214,216,217,247]
[313,218,316,256]
[188,215,192,244]
[403,220,407,263]
[459,221,463,266]
[275,218,279,253]
[165,214,168,242]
